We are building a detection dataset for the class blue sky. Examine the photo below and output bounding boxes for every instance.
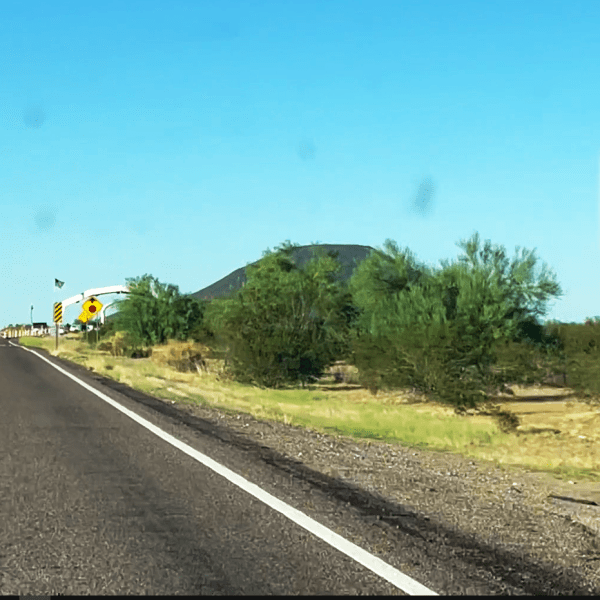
[1,0,599,328]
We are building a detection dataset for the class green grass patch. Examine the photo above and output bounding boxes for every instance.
[18,336,50,350]
[266,399,505,451]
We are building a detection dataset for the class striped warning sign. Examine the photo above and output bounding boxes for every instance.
[53,302,63,323]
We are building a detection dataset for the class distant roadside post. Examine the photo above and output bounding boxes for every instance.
[53,302,62,350]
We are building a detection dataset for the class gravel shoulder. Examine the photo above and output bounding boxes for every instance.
[165,390,600,594]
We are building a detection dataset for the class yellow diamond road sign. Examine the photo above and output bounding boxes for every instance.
[79,296,103,323]
[53,302,63,323]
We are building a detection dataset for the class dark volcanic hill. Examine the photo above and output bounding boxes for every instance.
[188,244,379,302]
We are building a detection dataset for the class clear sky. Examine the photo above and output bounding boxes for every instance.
[1,0,599,328]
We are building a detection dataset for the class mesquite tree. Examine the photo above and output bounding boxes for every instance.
[203,242,356,388]
[347,233,564,407]
[112,274,207,348]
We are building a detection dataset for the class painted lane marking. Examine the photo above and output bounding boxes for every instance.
[15,342,437,596]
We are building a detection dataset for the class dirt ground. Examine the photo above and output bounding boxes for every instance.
[494,384,600,508]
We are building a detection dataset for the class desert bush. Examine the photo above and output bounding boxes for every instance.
[346,233,564,409]
[95,323,115,342]
[325,361,360,384]
[150,340,216,374]
[546,322,600,398]
[97,331,136,357]
[203,242,355,388]
[349,314,490,408]
[489,339,550,385]
[112,331,133,357]
[111,274,209,347]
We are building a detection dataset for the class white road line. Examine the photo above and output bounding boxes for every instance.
[16,342,438,596]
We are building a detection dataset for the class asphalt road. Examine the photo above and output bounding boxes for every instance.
[1,337,595,595]
[1,338,435,595]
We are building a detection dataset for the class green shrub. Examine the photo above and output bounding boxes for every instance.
[204,242,354,388]
[346,232,564,409]
[110,275,209,347]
